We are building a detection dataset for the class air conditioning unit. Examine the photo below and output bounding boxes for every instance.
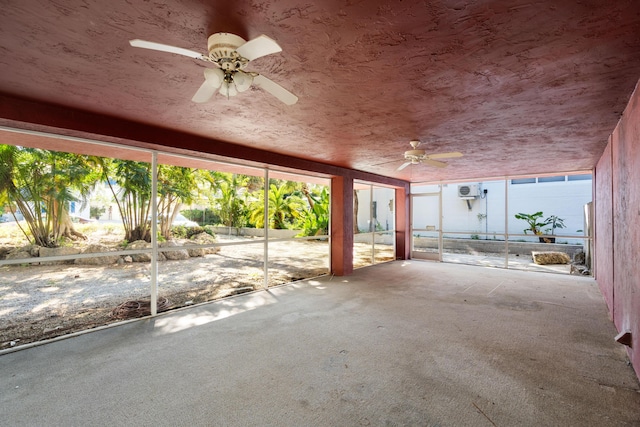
[458,184,480,198]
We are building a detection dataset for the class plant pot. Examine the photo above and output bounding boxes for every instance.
[539,236,555,243]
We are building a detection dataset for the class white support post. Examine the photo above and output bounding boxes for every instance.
[504,178,509,269]
[328,180,333,273]
[370,185,374,264]
[263,169,269,290]
[151,152,158,316]
[438,184,443,262]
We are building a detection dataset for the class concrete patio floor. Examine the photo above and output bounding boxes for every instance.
[442,252,573,274]
[1,261,637,426]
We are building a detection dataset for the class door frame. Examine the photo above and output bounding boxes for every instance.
[410,188,442,261]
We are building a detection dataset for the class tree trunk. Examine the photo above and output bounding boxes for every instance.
[127,225,151,243]
[302,184,314,209]
[57,208,87,240]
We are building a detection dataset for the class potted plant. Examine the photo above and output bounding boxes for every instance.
[514,211,551,242]
[542,215,566,243]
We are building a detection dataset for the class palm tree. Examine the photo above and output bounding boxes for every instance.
[0,145,98,247]
[156,165,199,239]
[249,182,304,229]
[213,173,250,229]
[102,158,153,242]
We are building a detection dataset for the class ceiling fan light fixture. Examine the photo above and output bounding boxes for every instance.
[397,140,463,170]
[129,32,297,104]
[203,68,225,86]
[219,81,238,97]
[233,71,253,92]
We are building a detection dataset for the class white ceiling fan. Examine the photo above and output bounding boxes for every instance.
[397,140,463,170]
[129,33,298,105]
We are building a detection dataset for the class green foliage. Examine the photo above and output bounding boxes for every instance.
[156,165,202,239]
[544,215,566,235]
[170,225,210,239]
[297,187,330,236]
[515,212,567,236]
[0,145,99,247]
[181,208,221,226]
[103,159,152,242]
[90,205,106,220]
[211,173,250,229]
[249,182,304,229]
[0,144,334,247]
[169,225,189,239]
[471,234,480,240]
[201,225,217,237]
[514,211,549,235]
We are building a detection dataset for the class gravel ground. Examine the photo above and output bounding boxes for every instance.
[0,236,393,349]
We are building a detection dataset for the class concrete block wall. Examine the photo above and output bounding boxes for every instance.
[594,80,640,380]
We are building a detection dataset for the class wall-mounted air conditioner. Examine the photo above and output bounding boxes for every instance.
[458,184,480,198]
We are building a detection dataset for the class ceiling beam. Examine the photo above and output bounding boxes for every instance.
[0,93,408,189]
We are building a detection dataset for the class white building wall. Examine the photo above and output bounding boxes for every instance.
[355,185,395,233]
[414,176,593,243]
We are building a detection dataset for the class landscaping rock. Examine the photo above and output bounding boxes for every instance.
[5,250,33,261]
[25,244,42,257]
[8,244,42,258]
[571,264,591,275]
[573,251,586,265]
[160,241,190,260]
[39,246,81,265]
[531,251,571,265]
[190,232,220,255]
[183,241,205,257]
[125,241,170,262]
[75,244,120,265]
[0,246,11,260]
[126,240,152,262]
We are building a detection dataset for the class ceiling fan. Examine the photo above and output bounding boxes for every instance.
[129,33,298,105]
[397,140,463,170]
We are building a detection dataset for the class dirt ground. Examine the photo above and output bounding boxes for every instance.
[0,234,393,349]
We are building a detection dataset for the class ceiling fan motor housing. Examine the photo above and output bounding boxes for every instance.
[207,33,247,69]
[404,149,426,160]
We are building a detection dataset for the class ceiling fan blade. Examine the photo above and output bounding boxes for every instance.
[192,68,225,103]
[427,151,463,159]
[236,35,282,61]
[424,159,448,168]
[129,39,204,59]
[192,80,218,103]
[253,75,298,105]
[397,162,412,171]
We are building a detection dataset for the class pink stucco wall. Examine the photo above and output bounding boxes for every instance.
[594,139,614,311]
[595,80,640,379]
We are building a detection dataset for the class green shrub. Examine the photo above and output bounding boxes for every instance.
[202,225,217,237]
[170,225,215,239]
[90,205,106,220]
[181,209,221,226]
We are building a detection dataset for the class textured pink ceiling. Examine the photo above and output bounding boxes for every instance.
[1,0,639,182]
